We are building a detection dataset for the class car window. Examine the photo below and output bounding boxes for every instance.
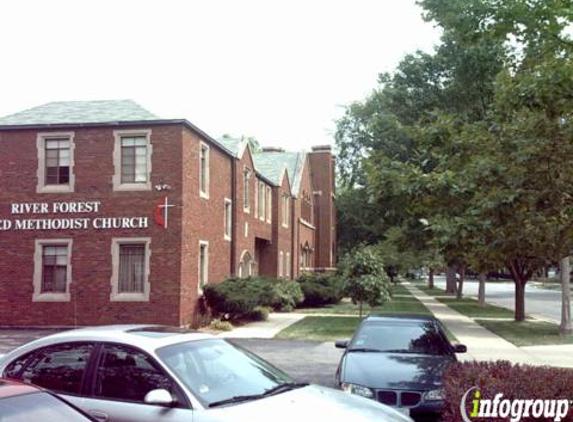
[351,321,450,355]
[20,343,93,395]
[94,344,173,404]
[3,351,35,379]
[0,391,94,422]
[157,339,293,407]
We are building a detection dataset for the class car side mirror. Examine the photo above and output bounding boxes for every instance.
[335,340,349,349]
[454,344,467,353]
[144,389,176,407]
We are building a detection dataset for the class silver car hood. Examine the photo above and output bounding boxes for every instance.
[197,385,413,422]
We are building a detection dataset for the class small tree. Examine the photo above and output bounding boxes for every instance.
[341,245,391,317]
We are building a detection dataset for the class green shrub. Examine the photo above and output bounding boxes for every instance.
[297,273,343,307]
[203,277,303,320]
[246,306,270,321]
[208,319,234,332]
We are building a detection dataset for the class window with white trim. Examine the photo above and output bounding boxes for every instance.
[243,168,251,212]
[200,143,210,199]
[224,199,232,241]
[258,181,265,221]
[266,186,272,223]
[286,252,291,278]
[110,237,151,302]
[37,132,75,193]
[281,194,290,228]
[113,130,152,191]
[239,251,253,278]
[278,251,284,277]
[33,239,73,302]
[199,241,209,291]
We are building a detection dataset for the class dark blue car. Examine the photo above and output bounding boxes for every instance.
[335,315,466,422]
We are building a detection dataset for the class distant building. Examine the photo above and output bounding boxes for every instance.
[0,100,336,326]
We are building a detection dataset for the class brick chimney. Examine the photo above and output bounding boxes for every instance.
[308,145,337,270]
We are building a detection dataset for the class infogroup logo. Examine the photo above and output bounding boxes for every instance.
[460,387,570,422]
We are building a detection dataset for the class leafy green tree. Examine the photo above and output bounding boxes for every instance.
[340,245,391,317]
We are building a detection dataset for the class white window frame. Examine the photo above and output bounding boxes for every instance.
[224,198,232,241]
[279,251,284,277]
[266,186,272,223]
[37,132,75,194]
[199,142,210,199]
[259,181,266,222]
[198,240,209,293]
[243,167,251,213]
[113,129,153,192]
[33,238,73,302]
[286,252,291,278]
[110,237,151,302]
[282,194,290,228]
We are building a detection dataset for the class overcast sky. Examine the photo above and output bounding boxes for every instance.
[0,0,441,151]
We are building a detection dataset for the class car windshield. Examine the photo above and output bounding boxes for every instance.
[157,339,295,407]
[349,320,450,355]
[0,392,92,422]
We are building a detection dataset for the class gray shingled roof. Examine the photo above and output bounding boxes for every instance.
[253,150,306,196]
[0,100,159,126]
[216,136,246,157]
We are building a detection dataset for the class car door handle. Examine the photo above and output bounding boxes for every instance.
[89,410,110,422]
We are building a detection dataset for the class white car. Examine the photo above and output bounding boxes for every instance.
[0,325,412,422]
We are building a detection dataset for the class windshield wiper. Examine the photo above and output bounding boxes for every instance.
[347,347,384,353]
[209,394,265,408]
[208,382,309,408]
[262,382,309,397]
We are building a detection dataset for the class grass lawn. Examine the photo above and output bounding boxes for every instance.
[475,319,573,347]
[297,285,431,316]
[415,284,516,318]
[276,316,362,340]
[438,297,515,319]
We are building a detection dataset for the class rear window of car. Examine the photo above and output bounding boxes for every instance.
[0,392,93,422]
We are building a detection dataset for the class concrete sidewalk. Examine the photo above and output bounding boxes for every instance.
[404,283,543,365]
[218,312,306,339]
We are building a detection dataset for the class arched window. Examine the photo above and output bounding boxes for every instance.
[239,250,253,278]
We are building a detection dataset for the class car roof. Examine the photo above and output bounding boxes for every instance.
[363,314,438,323]
[0,325,217,362]
[0,379,42,399]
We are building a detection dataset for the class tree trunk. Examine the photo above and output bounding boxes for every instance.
[428,268,435,289]
[359,300,363,319]
[446,267,457,294]
[514,280,526,322]
[478,272,486,306]
[456,265,465,300]
[560,256,572,335]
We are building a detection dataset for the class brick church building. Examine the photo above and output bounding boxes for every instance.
[0,100,336,326]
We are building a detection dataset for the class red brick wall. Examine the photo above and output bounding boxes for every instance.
[293,155,316,278]
[308,147,337,270]
[0,124,186,326]
[232,146,272,277]
[180,128,232,326]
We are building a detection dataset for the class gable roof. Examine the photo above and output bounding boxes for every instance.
[216,136,248,158]
[253,150,306,196]
[0,100,159,126]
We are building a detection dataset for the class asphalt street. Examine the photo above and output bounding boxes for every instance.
[433,276,569,323]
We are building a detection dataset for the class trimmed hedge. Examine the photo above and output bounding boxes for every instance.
[203,277,303,320]
[442,361,573,422]
[297,273,343,307]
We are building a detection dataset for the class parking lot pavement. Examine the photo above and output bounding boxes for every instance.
[0,329,62,354]
[223,339,344,388]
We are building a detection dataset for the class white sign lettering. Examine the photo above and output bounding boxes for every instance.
[1,201,150,231]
